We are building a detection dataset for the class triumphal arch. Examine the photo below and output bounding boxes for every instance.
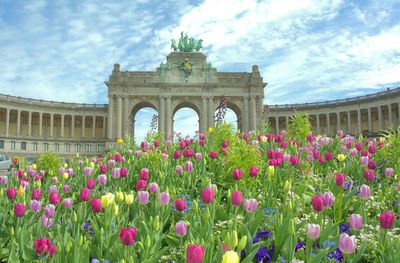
[105,34,266,141]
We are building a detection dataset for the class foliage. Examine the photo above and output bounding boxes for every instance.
[35,152,62,176]
[258,118,272,134]
[286,111,312,141]
[376,127,400,170]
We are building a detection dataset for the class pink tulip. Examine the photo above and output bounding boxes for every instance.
[99,164,107,173]
[136,179,147,191]
[385,168,394,178]
[187,244,204,263]
[120,167,128,177]
[149,182,159,194]
[41,215,53,228]
[231,191,243,206]
[185,161,193,172]
[360,156,369,166]
[209,151,217,159]
[335,173,345,187]
[87,179,96,189]
[83,167,93,176]
[232,169,243,180]
[322,192,335,207]
[307,224,320,240]
[243,198,258,213]
[14,203,26,217]
[364,169,374,181]
[173,150,181,160]
[80,188,91,201]
[63,198,73,209]
[98,174,107,185]
[139,168,149,180]
[30,200,42,213]
[195,153,202,161]
[201,187,214,204]
[32,188,41,200]
[175,221,188,237]
[249,166,259,177]
[175,199,186,212]
[176,165,183,174]
[137,191,149,205]
[91,198,102,213]
[349,214,363,230]
[311,195,324,212]
[380,211,395,229]
[49,192,61,205]
[359,185,370,200]
[159,192,170,205]
[338,233,357,254]
[44,204,55,218]
[6,188,17,200]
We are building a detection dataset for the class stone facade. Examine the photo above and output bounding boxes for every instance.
[0,51,399,157]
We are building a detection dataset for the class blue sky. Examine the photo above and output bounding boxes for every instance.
[1,0,400,141]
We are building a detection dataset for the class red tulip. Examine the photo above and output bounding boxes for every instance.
[91,198,102,213]
[175,199,186,212]
[136,179,147,191]
[187,244,204,263]
[6,188,17,200]
[119,227,137,245]
[231,191,243,206]
[14,203,26,217]
[49,192,61,205]
[249,166,259,177]
[201,187,214,204]
[335,173,345,187]
[380,211,395,229]
[80,188,91,201]
[311,195,324,212]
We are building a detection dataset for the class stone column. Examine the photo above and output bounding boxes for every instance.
[316,114,320,135]
[117,96,122,139]
[347,111,351,135]
[50,113,54,137]
[378,105,383,130]
[71,115,75,138]
[60,115,64,137]
[336,112,340,131]
[367,108,372,134]
[39,112,43,137]
[275,116,279,134]
[243,96,249,132]
[92,116,96,138]
[5,108,10,136]
[357,109,361,135]
[200,96,207,133]
[102,116,107,138]
[326,113,330,136]
[285,116,289,130]
[207,97,214,129]
[250,96,257,131]
[81,115,86,138]
[28,111,32,136]
[16,110,21,135]
[107,96,114,140]
[159,96,166,135]
[388,103,392,128]
[166,96,172,138]
[123,96,129,137]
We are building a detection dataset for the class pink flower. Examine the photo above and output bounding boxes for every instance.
[49,192,61,205]
[119,227,137,245]
[30,200,42,213]
[175,220,188,237]
[63,198,73,209]
[185,161,193,172]
[349,214,363,230]
[201,187,214,204]
[149,182,159,194]
[159,192,170,205]
[176,165,183,174]
[232,169,243,180]
[243,198,258,213]
[311,195,324,212]
[322,192,335,207]
[14,203,26,217]
[195,153,203,161]
[44,204,55,218]
[231,191,243,206]
[136,179,147,191]
[34,238,56,256]
[335,173,345,187]
[209,151,217,159]
[63,184,71,193]
[80,188,91,201]
[83,167,93,176]
[364,169,374,181]
[173,150,181,160]
[139,168,149,181]
[98,174,107,185]
[41,215,53,228]
[175,199,186,212]
[359,185,370,200]
[380,211,395,229]
[289,156,299,166]
[249,166,259,177]
[87,179,96,189]
[338,233,357,254]
[120,167,128,177]
[91,198,102,213]
[385,168,394,178]
[325,151,334,161]
[137,191,149,205]
[6,188,16,200]
[187,244,205,263]
[360,156,369,166]
[307,224,320,240]
[99,164,107,173]
[32,188,41,200]
[111,168,120,178]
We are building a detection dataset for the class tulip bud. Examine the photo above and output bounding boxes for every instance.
[229,230,238,250]
[237,235,247,252]
[63,173,69,180]
[65,241,71,253]
[79,235,83,246]
[224,232,231,247]
[113,204,119,216]
[203,208,210,221]
[120,259,126,263]
[16,226,21,236]
[72,211,77,223]
[288,218,295,234]
[268,165,274,177]
[145,235,151,249]
[10,226,14,236]
[193,200,199,213]
[153,216,160,231]
[288,201,293,210]
[284,180,291,192]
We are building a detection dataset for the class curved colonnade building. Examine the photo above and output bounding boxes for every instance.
[0,51,399,157]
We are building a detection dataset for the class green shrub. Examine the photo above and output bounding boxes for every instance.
[36,152,62,176]
[286,111,312,141]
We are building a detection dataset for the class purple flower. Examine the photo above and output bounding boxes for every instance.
[339,222,350,234]
[255,247,272,263]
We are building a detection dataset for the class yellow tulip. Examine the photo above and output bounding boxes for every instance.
[64,163,68,168]
[260,135,267,143]
[125,193,134,205]
[337,154,346,162]
[90,162,95,169]
[63,173,69,180]
[76,152,80,158]
[17,185,25,197]
[222,251,240,263]
[106,193,115,204]
[101,195,110,209]
[208,127,214,133]
[31,164,37,170]
[113,204,119,216]
[116,138,124,144]
[116,192,124,202]
[268,165,275,176]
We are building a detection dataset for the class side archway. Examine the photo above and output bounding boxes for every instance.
[131,101,159,143]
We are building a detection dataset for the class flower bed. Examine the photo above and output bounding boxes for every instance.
[0,123,399,262]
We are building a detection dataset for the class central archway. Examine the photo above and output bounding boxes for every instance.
[173,101,200,140]
[131,101,159,143]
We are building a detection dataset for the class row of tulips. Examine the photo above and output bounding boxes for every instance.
[0,124,399,262]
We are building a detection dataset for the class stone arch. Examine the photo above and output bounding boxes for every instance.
[213,99,243,131]
[130,100,159,141]
[172,100,201,139]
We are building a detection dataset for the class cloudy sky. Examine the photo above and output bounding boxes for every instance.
[1,0,399,140]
